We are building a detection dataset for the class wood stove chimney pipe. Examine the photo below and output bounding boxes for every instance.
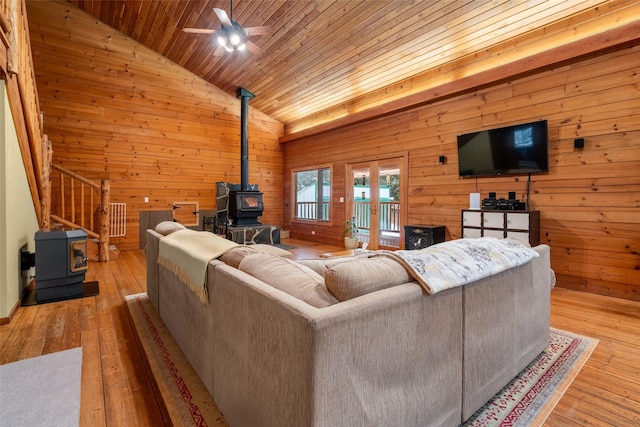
[236,87,255,191]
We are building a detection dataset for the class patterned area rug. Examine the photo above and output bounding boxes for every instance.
[463,328,598,426]
[125,293,227,427]
[124,293,597,427]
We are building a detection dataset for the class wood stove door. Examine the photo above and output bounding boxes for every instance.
[347,156,407,250]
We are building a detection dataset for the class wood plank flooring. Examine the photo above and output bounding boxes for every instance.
[1,238,639,426]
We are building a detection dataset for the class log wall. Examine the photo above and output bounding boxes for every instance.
[26,1,284,251]
[24,2,639,300]
[284,44,640,301]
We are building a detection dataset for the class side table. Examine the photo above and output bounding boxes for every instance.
[404,225,446,249]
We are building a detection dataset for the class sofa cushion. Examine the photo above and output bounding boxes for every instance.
[220,246,262,268]
[238,254,338,308]
[220,245,293,268]
[324,257,412,301]
[253,244,294,259]
[155,221,187,235]
[297,253,371,275]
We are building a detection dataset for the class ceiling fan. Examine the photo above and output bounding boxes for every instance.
[183,0,271,56]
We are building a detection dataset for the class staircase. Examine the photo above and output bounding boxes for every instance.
[2,0,113,261]
[49,164,113,262]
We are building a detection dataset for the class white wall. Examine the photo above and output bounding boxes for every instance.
[1,81,39,318]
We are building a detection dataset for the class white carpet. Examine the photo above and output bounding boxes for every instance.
[0,347,82,427]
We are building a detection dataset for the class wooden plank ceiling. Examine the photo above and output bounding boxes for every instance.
[66,0,608,134]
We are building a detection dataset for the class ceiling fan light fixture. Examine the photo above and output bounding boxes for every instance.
[229,32,242,46]
[184,2,268,56]
[217,25,246,52]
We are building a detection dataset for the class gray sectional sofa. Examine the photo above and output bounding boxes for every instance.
[145,226,553,427]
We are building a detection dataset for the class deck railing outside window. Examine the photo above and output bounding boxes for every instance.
[296,201,399,231]
[296,201,330,220]
[354,201,400,232]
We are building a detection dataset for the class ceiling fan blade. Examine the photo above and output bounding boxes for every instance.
[245,26,272,36]
[213,7,232,27]
[246,41,265,56]
[183,28,216,34]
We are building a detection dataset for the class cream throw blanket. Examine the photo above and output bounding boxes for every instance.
[375,237,538,294]
[158,229,239,304]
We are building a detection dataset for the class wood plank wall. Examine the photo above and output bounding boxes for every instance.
[26,1,284,251]
[23,1,639,301]
[284,45,640,302]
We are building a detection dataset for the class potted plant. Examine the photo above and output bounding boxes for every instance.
[342,219,359,249]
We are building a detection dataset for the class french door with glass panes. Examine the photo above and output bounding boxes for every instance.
[346,157,407,250]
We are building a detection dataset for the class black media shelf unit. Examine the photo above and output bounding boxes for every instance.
[404,225,446,250]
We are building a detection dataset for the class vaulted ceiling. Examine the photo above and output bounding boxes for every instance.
[66,0,638,140]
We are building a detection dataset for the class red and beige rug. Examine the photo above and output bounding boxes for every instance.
[463,328,598,426]
[125,293,227,427]
[125,293,597,427]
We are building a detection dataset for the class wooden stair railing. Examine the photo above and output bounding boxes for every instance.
[2,0,47,228]
[2,1,112,262]
[50,164,111,262]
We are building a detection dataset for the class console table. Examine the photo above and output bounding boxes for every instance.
[320,249,361,258]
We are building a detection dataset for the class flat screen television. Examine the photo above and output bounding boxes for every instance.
[457,120,548,178]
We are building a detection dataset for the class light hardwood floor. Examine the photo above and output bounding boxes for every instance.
[1,239,639,426]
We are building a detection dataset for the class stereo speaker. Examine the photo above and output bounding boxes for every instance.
[482,198,498,210]
[508,191,516,200]
[574,138,584,149]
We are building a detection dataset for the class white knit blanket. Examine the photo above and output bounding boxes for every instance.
[158,229,238,304]
[375,237,538,294]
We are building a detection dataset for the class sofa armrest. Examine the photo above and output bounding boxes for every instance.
[144,229,162,310]
[157,258,225,398]
[462,243,552,420]
[211,264,463,427]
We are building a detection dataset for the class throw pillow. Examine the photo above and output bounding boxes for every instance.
[324,257,412,301]
[155,221,187,235]
[238,254,338,308]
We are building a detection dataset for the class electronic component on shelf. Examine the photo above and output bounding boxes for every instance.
[482,193,526,210]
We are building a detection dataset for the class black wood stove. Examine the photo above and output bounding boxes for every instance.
[35,228,88,303]
[229,190,264,225]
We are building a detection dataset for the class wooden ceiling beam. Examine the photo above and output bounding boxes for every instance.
[271,1,596,124]
[280,16,640,143]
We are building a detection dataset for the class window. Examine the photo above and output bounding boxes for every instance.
[294,168,330,221]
